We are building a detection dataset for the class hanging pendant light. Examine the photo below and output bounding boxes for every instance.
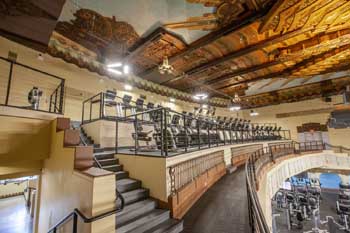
[159,56,175,75]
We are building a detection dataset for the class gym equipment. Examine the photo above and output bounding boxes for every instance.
[28,86,43,110]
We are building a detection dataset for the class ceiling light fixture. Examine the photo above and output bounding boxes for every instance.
[250,110,259,116]
[193,93,208,100]
[107,63,122,68]
[229,104,241,111]
[124,84,133,91]
[159,56,175,75]
[106,62,131,76]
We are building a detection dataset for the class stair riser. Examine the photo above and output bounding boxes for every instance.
[98,159,118,166]
[117,201,157,227]
[116,172,129,180]
[105,165,123,172]
[94,153,115,160]
[165,222,183,233]
[131,211,170,233]
[122,190,149,205]
[117,181,141,193]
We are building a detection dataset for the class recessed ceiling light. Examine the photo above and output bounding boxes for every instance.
[250,110,259,116]
[107,68,122,75]
[107,63,122,68]
[229,105,241,111]
[124,84,133,91]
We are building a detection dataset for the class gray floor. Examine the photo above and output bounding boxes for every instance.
[274,190,345,233]
[0,196,33,233]
[182,167,249,233]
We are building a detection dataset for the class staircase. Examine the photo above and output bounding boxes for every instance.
[79,127,183,233]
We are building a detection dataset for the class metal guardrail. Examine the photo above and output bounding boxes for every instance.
[117,106,291,157]
[47,207,121,233]
[0,56,65,114]
[245,141,325,233]
[169,150,225,194]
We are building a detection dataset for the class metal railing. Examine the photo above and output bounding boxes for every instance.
[47,207,121,233]
[0,56,65,114]
[116,107,291,157]
[245,141,326,233]
[169,151,225,194]
[324,142,350,155]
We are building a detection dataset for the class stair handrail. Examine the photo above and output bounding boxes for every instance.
[92,149,125,212]
[47,207,120,233]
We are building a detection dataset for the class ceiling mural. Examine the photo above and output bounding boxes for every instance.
[2,0,350,108]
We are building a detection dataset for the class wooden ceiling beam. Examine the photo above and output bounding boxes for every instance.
[216,44,350,91]
[239,77,350,108]
[139,10,268,77]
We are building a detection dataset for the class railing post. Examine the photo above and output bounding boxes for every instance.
[89,99,92,122]
[59,80,65,114]
[198,119,201,150]
[164,108,168,157]
[54,88,58,113]
[160,108,164,156]
[5,62,13,106]
[82,102,85,123]
[183,114,188,152]
[72,212,78,233]
[134,115,138,155]
[115,120,118,154]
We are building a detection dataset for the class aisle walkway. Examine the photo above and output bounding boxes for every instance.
[182,167,249,233]
[0,196,33,233]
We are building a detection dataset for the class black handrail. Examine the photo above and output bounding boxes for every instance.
[47,207,121,233]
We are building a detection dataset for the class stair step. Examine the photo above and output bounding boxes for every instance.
[98,158,118,166]
[93,147,115,153]
[121,188,149,206]
[144,219,184,233]
[94,152,115,160]
[116,209,170,233]
[102,164,123,172]
[117,178,141,193]
[116,171,129,180]
[116,199,157,227]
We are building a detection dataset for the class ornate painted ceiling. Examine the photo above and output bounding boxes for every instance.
[2,0,350,108]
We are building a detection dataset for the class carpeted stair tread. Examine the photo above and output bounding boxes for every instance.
[120,188,149,205]
[116,209,170,233]
[116,178,141,193]
[116,199,157,227]
[144,219,184,233]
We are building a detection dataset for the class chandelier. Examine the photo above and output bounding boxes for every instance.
[159,56,175,75]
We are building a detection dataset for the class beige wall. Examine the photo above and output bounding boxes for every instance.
[242,96,350,147]
[38,120,116,233]
[117,154,167,202]
[0,181,26,197]
[0,37,238,122]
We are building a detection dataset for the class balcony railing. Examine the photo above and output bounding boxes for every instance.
[169,151,225,194]
[0,56,65,114]
[116,107,291,157]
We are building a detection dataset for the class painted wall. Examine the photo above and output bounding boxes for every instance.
[242,96,350,148]
[0,182,26,198]
[38,120,116,233]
